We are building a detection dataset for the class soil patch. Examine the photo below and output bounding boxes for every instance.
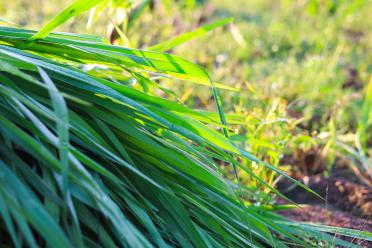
[277,173,372,246]
[278,175,372,217]
[279,205,372,247]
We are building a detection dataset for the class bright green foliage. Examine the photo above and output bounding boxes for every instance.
[31,0,106,40]
[0,0,371,247]
[0,24,371,247]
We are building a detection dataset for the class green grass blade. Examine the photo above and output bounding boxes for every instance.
[30,0,105,40]
[148,17,233,52]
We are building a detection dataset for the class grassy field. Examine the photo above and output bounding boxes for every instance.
[163,0,372,185]
[0,0,371,246]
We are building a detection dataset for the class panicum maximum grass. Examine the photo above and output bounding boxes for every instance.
[0,0,371,247]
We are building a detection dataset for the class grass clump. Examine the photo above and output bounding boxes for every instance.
[0,0,371,247]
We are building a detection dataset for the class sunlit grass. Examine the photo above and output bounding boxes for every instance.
[0,0,371,247]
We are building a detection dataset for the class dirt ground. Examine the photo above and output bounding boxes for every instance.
[277,173,372,247]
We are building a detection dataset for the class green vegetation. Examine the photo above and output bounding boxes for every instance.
[0,0,371,247]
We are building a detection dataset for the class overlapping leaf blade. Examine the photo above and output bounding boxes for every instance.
[0,25,368,247]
